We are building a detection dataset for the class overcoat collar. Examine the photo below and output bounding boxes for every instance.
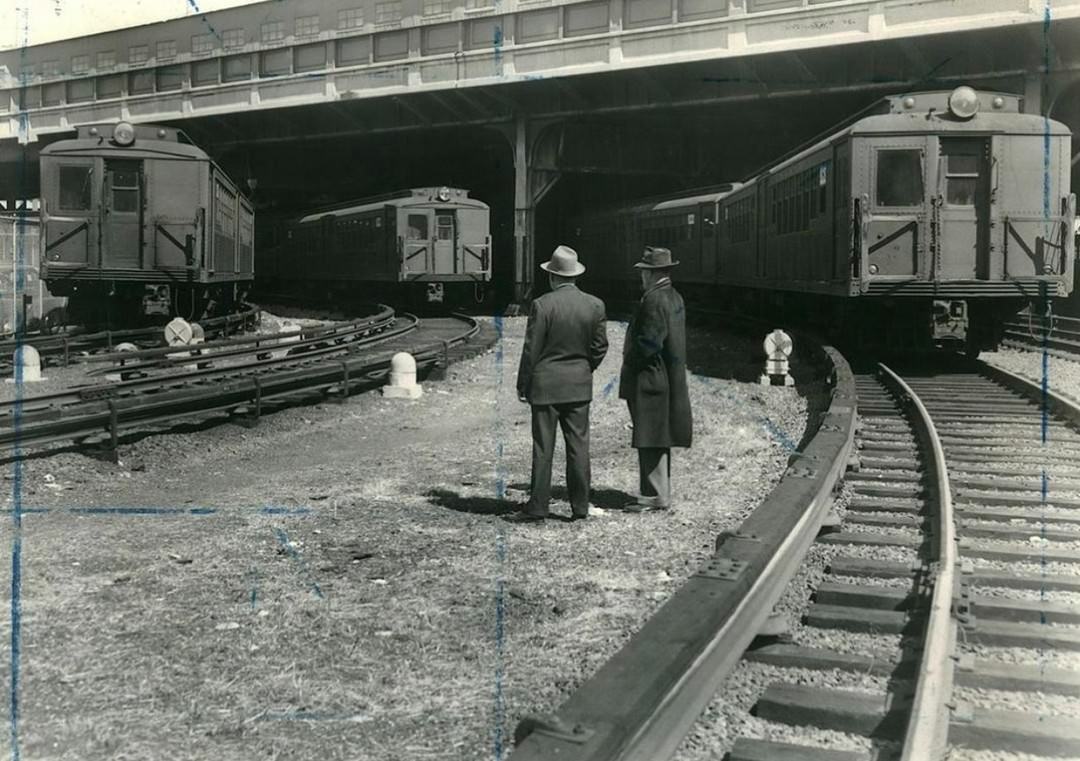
[553,282,578,291]
[641,278,672,300]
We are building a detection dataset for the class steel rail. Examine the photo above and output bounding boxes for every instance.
[0,315,419,418]
[878,364,958,761]
[0,303,261,365]
[0,315,479,455]
[84,308,395,375]
[510,342,856,761]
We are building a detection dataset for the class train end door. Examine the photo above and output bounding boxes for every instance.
[102,159,143,268]
[935,137,990,280]
[43,160,96,268]
[434,210,456,274]
[403,210,432,276]
[863,138,928,282]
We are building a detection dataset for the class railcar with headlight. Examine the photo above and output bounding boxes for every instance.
[259,187,491,306]
[576,87,1075,353]
[40,121,253,325]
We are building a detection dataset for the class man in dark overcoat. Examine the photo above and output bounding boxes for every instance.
[512,246,609,522]
[619,246,692,512]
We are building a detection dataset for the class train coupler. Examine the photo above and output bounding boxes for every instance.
[426,282,445,303]
[931,299,968,343]
[142,285,172,317]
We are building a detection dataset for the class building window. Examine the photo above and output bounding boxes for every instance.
[42,82,63,105]
[129,46,149,65]
[156,64,184,91]
[375,1,402,24]
[261,20,285,43]
[41,60,61,77]
[338,8,363,28]
[157,40,178,60]
[67,79,94,102]
[71,55,90,74]
[466,0,495,8]
[97,51,116,69]
[97,74,123,97]
[222,54,252,81]
[260,49,292,77]
[295,15,320,37]
[294,43,327,72]
[192,33,215,55]
[223,28,245,48]
[59,166,93,211]
[336,37,370,66]
[424,0,452,14]
[192,59,220,86]
[128,70,155,94]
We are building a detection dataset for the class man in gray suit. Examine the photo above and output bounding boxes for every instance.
[512,246,608,523]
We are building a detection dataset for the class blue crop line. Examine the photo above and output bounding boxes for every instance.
[0,505,310,516]
[272,527,324,599]
[260,506,311,515]
[1039,0,1052,676]
[10,16,31,758]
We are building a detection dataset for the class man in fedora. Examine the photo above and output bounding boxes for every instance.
[512,246,608,522]
[619,246,692,512]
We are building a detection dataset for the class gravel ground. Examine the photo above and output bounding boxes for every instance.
[982,347,1080,404]
[0,316,816,761]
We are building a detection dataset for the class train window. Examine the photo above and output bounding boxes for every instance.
[407,215,429,240]
[110,166,140,213]
[59,166,92,211]
[944,153,979,206]
[436,214,453,240]
[875,149,923,207]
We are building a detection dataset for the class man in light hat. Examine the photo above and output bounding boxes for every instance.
[619,246,692,512]
[512,246,608,523]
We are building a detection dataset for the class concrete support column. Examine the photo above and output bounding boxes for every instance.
[1024,72,1047,116]
[513,115,534,303]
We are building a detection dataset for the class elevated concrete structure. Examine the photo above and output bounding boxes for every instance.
[3,0,1080,300]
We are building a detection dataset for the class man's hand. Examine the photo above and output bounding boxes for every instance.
[518,393,528,403]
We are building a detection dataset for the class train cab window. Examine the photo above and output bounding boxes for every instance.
[436,214,453,241]
[944,153,979,206]
[407,214,429,240]
[111,167,140,212]
[59,166,92,211]
[875,149,923,207]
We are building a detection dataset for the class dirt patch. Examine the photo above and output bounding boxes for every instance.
[1,316,823,760]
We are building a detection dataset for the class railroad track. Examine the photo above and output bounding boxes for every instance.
[510,347,1080,761]
[1003,312,1080,359]
[1,312,490,457]
[0,303,261,369]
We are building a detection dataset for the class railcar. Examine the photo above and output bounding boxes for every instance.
[259,187,491,306]
[577,87,1076,352]
[39,121,253,326]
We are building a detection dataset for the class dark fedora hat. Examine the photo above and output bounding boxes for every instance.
[540,245,586,277]
[633,246,679,269]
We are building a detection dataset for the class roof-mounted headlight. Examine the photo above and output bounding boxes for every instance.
[948,87,979,119]
[113,121,136,146]
[437,186,451,202]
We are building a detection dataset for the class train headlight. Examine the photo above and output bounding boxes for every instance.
[948,87,979,119]
[113,121,136,146]
[868,264,879,275]
[437,186,451,202]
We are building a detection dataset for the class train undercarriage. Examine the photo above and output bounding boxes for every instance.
[47,280,249,329]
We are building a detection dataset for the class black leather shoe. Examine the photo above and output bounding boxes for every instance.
[623,502,670,513]
[567,513,588,522]
[504,512,546,524]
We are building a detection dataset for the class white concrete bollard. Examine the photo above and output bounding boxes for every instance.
[760,329,795,387]
[8,345,44,383]
[382,352,422,399]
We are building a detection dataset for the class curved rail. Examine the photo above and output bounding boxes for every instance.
[0,314,482,456]
[510,340,856,761]
[877,364,958,761]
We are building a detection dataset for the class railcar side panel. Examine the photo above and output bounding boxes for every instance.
[147,159,203,275]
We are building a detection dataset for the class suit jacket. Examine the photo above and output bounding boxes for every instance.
[516,283,608,405]
[618,280,692,448]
